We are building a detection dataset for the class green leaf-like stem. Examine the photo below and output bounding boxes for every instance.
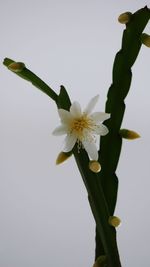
[57,87,121,267]
[3,58,58,102]
[96,5,150,261]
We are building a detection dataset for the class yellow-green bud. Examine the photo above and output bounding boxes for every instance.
[118,12,132,24]
[141,33,150,48]
[120,129,140,140]
[56,151,72,165]
[8,62,25,72]
[93,256,107,267]
[108,216,121,227]
[89,161,101,173]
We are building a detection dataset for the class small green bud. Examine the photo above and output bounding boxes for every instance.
[108,216,121,227]
[141,33,150,48]
[93,255,107,267]
[120,129,140,140]
[89,161,101,173]
[56,151,72,165]
[8,62,25,72]
[118,12,132,24]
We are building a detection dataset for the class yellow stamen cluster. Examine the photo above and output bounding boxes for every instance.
[70,116,94,152]
[71,116,92,135]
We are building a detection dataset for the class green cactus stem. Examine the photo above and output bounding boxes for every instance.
[95,5,150,261]
[57,86,121,267]
[3,58,58,102]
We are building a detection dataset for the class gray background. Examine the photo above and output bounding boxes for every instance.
[1,0,150,266]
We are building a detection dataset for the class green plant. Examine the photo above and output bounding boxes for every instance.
[3,6,150,267]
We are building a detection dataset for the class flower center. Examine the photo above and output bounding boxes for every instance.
[70,115,93,138]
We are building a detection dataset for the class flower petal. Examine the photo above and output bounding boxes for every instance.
[52,125,67,136]
[58,109,72,124]
[82,140,98,160]
[91,112,110,122]
[94,124,109,136]
[84,95,99,115]
[63,134,77,152]
[70,101,82,117]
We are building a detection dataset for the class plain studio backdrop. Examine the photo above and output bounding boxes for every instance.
[0,1,150,267]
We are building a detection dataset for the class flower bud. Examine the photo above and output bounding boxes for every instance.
[118,12,132,24]
[8,62,25,72]
[108,216,121,227]
[89,161,101,173]
[119,129,140,140]
[93,256,107,267]
[141,33,150,48]
[56,151,72,165]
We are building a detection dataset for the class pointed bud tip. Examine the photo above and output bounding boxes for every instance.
[118,12,132,24]
[120,129,140,140]
[56,151,72,165]
[108,216,121,227]
[141,33,150,48]
[89,161,101,173]
[8,62,25,72]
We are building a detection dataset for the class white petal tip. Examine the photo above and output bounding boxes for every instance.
[84,95,100,114]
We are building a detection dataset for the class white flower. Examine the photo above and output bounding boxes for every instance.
[53,95,110,161]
